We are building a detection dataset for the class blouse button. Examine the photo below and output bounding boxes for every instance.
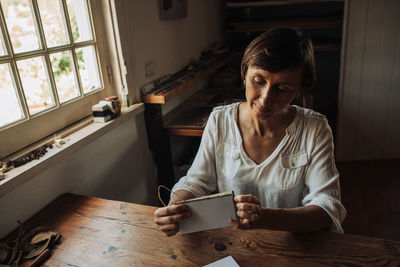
[232,151,240,160]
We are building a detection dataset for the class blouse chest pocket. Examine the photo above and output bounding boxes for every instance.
[274,151,308,190]
[216,143,241,179]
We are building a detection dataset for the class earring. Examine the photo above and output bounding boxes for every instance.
[243,80,246,84]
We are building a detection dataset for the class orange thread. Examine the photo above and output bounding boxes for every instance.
[157,185,184,206]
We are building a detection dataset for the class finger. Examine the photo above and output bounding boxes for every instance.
[234,194,261,205]
[237,210,259,223]
[229,219,239,229]
[235,195,259,205]
[155,211,191,225]
[154,211,191,225]
[158,223,180,236]
[237,210,250,220]
[162,228,179,237]
[159,223,178,232]
[166,229,179,237]
[236,202,260,214]
[237,210,257,220]
[230,218,251,230]
[154,204,188,217]
[241,218,251,226]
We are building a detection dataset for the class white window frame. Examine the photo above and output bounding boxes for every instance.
[0,0,116,159]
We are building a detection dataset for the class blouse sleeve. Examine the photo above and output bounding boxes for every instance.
[302,117,347,233]
[171,111,219,197]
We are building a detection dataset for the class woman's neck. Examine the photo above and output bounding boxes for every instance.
[239,103,295,138]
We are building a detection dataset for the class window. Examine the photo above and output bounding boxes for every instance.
[0,0,113,158]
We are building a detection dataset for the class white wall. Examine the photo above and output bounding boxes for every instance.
[336,0,400,161]
[114,0,223,104]
[0,111,157,237]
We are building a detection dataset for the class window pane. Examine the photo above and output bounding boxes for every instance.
[66,0,93,43]
[37,0,69,47]
[0,27,6,56]
[2,0,40,53]
[17,56,54,115]
[76,46,100,93]
[0,63,24,127]
[50,50,80,103]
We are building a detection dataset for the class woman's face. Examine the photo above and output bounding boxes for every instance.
[244,65,303,121]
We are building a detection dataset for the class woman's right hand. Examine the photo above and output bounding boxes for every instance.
[154,204,192,237]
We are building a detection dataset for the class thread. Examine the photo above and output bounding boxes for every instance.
[157,185,184,207]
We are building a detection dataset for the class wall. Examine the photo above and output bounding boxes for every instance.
[336,0,400,161]
[114,0,223,106]
[0,111,157,238]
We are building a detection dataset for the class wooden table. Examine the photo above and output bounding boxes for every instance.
[9,193,400,266]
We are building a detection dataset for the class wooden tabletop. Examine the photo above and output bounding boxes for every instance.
[9,193,400,266]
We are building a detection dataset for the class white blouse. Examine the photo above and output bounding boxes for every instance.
[172,103,346,233]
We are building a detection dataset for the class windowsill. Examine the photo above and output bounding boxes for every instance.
[0,103,145,197]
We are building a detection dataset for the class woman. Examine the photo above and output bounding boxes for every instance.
[154,27,346,236]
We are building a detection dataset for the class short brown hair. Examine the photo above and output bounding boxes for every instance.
[241,27,316,93]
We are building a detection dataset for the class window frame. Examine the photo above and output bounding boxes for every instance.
[0,0,115,159]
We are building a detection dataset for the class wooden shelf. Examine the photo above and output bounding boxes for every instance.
[167,128,204,137]
[314,43,341,52]
[142,57,230,104]
[226,16,342,32]
[164,104,213,136]
[227,0,344,8]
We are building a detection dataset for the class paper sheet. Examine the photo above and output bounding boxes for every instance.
[203,255,240,267]
[178,191,237,234]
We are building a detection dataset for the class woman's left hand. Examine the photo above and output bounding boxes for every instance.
[230,194,262,229]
